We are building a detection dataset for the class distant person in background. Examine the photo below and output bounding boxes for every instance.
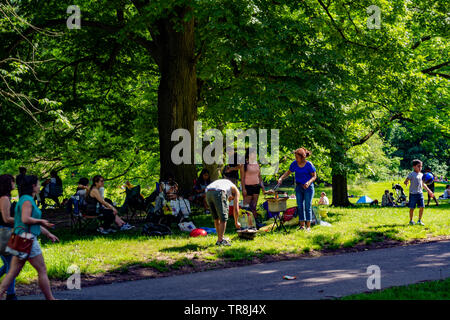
[65,177,90,215]
[193,169,211,211]
[223,151,240,186]
[439,185,450,200]
[424,167,439,206]
[39,170,63,209]
[389,193,396,206]
[381,190,394,207]
[15,167,27,198]
[318,192,329,205]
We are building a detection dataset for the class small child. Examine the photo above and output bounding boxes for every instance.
[404,159,434,226]
[318,192,329,205]
[439,185,450,199]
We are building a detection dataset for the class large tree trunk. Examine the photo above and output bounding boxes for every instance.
[156,6,197,196]
[204,162,221,181]
[331,170,352,207]
[330,147,353,207]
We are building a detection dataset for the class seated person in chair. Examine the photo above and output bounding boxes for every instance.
[155,173,190,219]
[85,175,134,234]
[39,170,63,209]
[66,177,90,215]
[159,173,178,201]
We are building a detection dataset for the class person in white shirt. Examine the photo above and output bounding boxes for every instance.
[205,179,241,246]
[318,192,329,205]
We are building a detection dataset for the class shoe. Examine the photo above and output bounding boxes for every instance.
[97,227,110,235]
[106,228,117,233]
[120,223,135,231]
[417,220,425,226]
[298,225,305,230]
[6,294,18,300]
[306,227,311,232]
[409,221,415,226]
[215,239,232,246]
[219,239,232,246]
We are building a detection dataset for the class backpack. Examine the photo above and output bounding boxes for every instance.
[142,223,172,237]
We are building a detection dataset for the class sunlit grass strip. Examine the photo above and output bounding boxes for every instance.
[342,278,450,300]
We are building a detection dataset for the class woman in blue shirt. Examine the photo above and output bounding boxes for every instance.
[0,175,59,300]
[278,148,317,231]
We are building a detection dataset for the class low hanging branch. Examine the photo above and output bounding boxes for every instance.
[104,148,140,182]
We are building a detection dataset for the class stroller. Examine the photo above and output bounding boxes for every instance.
[392,184,407,206]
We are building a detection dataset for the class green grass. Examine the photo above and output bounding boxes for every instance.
[2,181,449,285]
[342,278,450,300]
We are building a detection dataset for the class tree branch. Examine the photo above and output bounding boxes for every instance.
[421,61,450,74]
[316,0,378,51]
[411,35,432,50]
[352,113,406,147]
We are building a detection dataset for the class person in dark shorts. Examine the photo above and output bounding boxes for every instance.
[240,148,266,219]
[404,160,434,226]
[205,179,241,246]
[424,167,439,206]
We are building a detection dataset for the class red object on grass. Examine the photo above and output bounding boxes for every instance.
[190,228,207,237]
[283,207,297,221]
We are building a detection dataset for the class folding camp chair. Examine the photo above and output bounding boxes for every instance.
[69,197,101,234]
[262,201,288,232]
[119,185,147,223]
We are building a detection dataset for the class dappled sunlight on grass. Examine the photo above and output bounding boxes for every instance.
[6,181,450,285]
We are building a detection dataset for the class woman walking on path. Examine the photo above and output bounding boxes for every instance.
[0,175,59,300]
[277,148,317,231]
[0,174,18,300]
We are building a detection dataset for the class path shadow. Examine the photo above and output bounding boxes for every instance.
[161,244,208,253]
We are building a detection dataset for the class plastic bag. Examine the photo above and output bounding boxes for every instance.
[178,221,196,232]
[170,198,191,218]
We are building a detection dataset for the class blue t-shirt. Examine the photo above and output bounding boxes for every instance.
[289,161,316,185]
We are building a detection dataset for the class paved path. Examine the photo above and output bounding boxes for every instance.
[23,240,450,300]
